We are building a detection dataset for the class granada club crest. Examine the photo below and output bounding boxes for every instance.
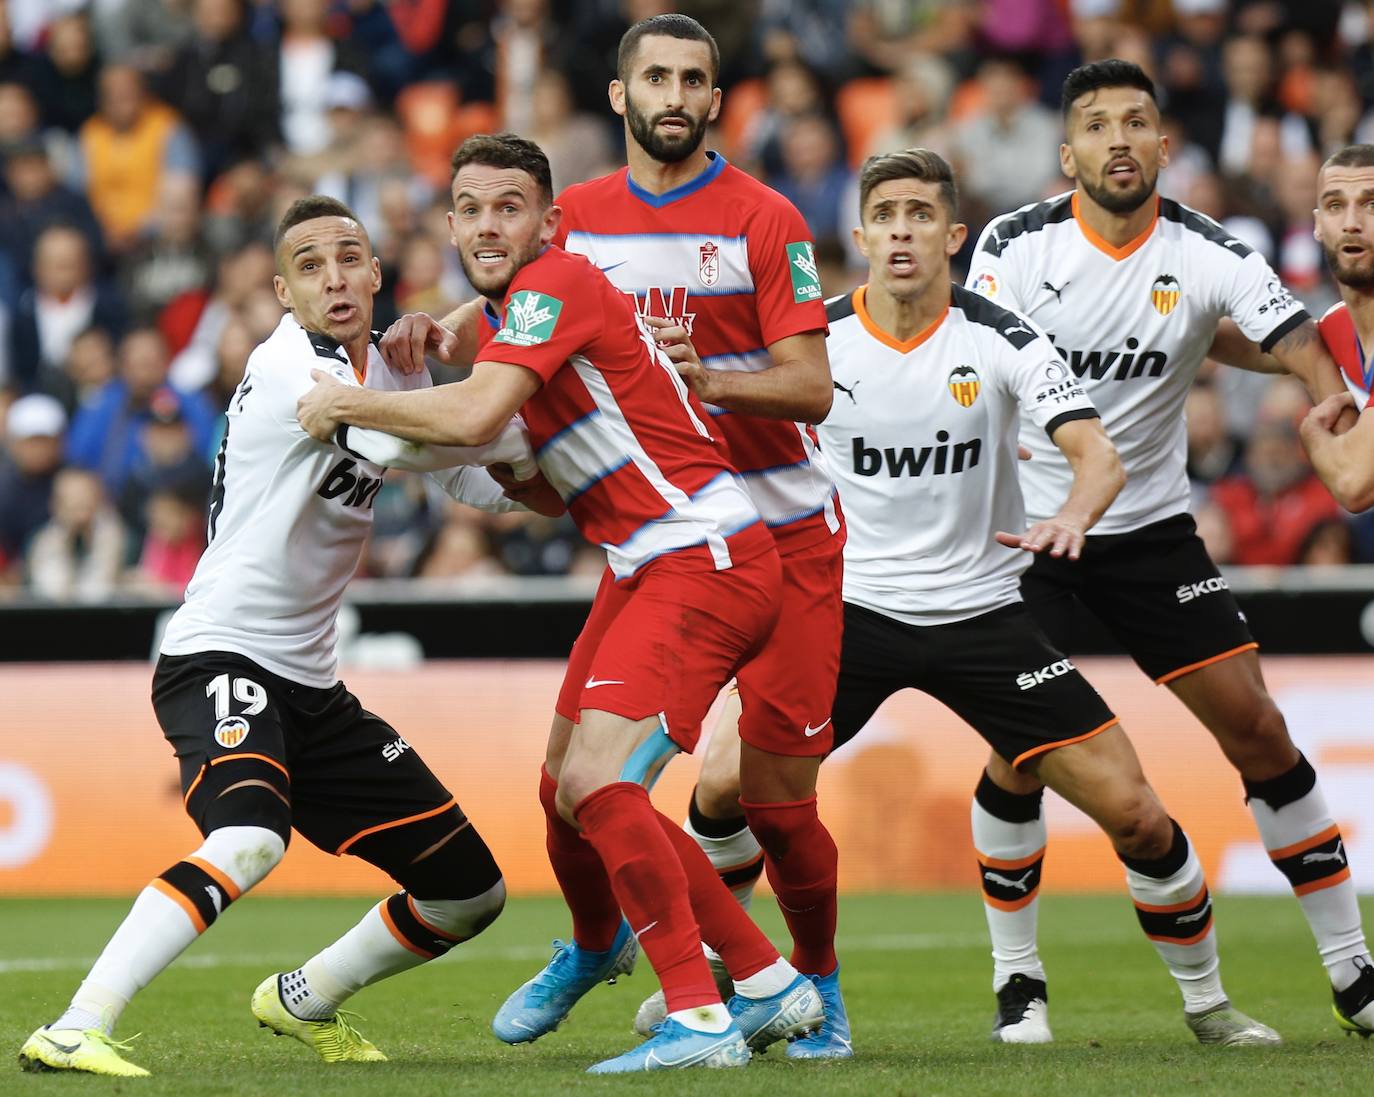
[1151,274,1181,316]
[948,365,980,407]
[698,241,720,287]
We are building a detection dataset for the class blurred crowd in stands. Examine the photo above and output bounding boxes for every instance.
[1,0,1373,601]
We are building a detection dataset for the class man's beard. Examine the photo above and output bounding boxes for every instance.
[1079,161,1158,215]
[458,236,539,300]
[1324,239,1374,289]
[625,92,709,164]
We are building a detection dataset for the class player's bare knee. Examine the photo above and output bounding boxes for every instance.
[1103,792,1171,860]
[694,770,742,818]
[1217,697,1298,778]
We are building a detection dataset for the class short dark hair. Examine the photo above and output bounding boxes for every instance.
[449,132,552,205]
[1060,59,1156,120]
[858,148,959,221]
[1323,144,1374,173]
[617,14,720,85]
[273,195,363,253]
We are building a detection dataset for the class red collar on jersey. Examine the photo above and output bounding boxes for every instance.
[853,285,948,353]
[1071,191,1159,261]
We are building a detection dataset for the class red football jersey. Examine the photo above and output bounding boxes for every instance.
[1318,300,1372,407]
[474,246,772,580]
[553,154,842,554]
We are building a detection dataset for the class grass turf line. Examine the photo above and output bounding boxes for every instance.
[3,893,1371,1095]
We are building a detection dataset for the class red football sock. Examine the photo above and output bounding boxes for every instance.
[576,782,719,1012]
[741,795,838,976]
[539,766,621,952]
[654,810,779,982]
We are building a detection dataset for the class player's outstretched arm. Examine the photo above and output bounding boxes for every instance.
[1300,392,1374,511]
[379,300,487,375]
[1266,317,1355,405]
[297,361,541,447]
[336,416,538,478]
[996,418,1123,560]
[648,320,832,423]
[427,463,566,517]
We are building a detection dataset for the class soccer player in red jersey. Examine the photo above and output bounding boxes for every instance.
[296,134,826,1073]
[383,15,851,1058]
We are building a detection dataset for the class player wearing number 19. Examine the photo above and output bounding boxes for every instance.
[16,196,553,1077]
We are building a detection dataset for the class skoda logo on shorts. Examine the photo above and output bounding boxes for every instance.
[214,715,251,749]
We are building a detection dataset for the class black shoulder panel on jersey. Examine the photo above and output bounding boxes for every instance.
[825,292,856,323]
[979,195,1074,258]
[1159,199,1253,258]
[950,284,1039,350]
[369,330,383,347]
[307,331,345,360]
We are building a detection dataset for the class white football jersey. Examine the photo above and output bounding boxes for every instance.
[820,284,1099,626]
[161,314,518,687]
[966,191,1309,534]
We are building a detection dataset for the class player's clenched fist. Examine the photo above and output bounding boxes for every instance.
[297,368,348,441]
[380,312,460,375]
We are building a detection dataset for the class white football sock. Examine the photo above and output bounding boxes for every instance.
[971,776,1047,991]
[1246,757,1371,991]
[54,827,283,1034]
[1122,824,1226,1014]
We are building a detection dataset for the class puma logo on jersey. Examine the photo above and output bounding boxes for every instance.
[1041,279,1069,302]
[983,868,1035,893]
[833,379,861,403]
[852,432,982,477]
[1302,840,1345,866]
[1053,336,1168,381]
[1016,658,1075,691]
[1176,576,1229,603]
[317,458,383,509]
[625,286,697,336]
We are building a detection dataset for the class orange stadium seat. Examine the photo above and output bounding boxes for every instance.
[717,77,767,161]
[395,81,497,189]
[836,77,898,166]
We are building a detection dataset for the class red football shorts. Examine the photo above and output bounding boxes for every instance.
[734,534,845,756]
[556,546,783,752]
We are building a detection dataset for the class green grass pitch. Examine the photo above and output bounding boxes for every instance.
[3,893,1370,1095]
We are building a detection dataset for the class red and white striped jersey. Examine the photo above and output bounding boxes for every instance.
[552,153,842,554]
[474,246,772,580]
[1317,301,1372,407]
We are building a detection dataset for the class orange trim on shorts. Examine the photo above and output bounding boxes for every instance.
[1154,642,1258,685]
[1012,719,1118,770]
[977,846,1046,872]
[334,798,456,855]
[209,752,291,780]
[186,856,242,902]
[407,895,463,942]
[152,878,207,933]
[1144,918,1213,947]
[1133,883,1208,915]
[1267,823,1341,862]
[1295,867,1352,896]
[984,892,1039,913]
[380,899,435,959]
[183,764,206,806]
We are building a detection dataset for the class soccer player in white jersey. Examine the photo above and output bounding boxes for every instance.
[964,60,1373,1040]
[17,196,556,1078]
[661,146,1280,1048]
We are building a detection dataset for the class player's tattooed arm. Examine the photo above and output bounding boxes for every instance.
[996,418,1123,561]
[1268,318,1358,420]
[647,319,833,422]
[1207,319,1284,374]
[1300,392,1374,511]
[379,300,486,375]
[297,361,541,447]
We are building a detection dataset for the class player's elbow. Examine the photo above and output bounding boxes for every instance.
[1331,469,1374,514]
[799,373,833,424]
